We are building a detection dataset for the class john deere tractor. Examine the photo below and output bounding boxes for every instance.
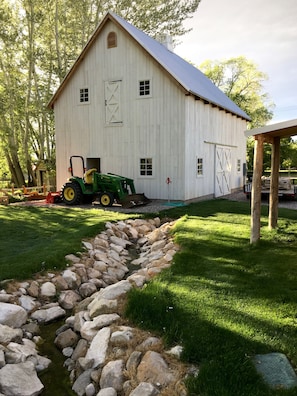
[61,156,150,208]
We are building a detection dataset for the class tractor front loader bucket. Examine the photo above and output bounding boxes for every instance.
[120,193,151,209]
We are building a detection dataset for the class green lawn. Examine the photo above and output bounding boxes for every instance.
[0,205,132,281]
[125,199,297,396]
[2,200,297,395]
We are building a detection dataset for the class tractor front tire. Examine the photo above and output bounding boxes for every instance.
[99,192,114,207]
[61,182,83,205]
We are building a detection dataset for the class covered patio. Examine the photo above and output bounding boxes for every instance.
[245,119,297,243]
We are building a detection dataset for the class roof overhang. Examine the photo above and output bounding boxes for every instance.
[245,118,297,143]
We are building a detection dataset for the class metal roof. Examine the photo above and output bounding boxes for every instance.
[48,11,250,120]
[245,118,297,141]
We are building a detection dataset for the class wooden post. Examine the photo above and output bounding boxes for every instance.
[269,137,280,229]
[250,136,264,244]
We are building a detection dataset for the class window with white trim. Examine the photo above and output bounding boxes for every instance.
[140,158,152,176]
[197,157,203,176]
[139,80,150,96]
[237,159,241,172]
[79,88,89,103]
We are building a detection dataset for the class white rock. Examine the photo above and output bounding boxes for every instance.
[59,290,81,310]
[96,280,132,300]
[96,388,117,396]
[99,359,124,391]
[166,345,183,358]
[137,351,174,386]
[0,361,44,396]
[85,327,111,368]
[109,235,131,248]
[73,311,86,332]
[127,273,146,288]
[111,328,133,344]
[82,241,93,250]
[40,282,56,297]
[88,298,118,319]
[6,339,38,364]
[87,267,101,279]
[94,236,109,249]
[0,293,14,303]
[80,314,120,341]
[35,355,51,372]
[93,261,108,272]
[30,306,66,323]
[72,369,92,396]
[63,347,74,357]
[65,254,81,263]
[107,267,126,281]
[109,243,124,254]
[0,302,27,328]
[131,257,149,267]
[94,251,108,262]
[62,269,81,288]
[0,324,22,344]
[19,295,38,312]
[79,283,97,298]
[85,382,96,396]
[129,382,159,396]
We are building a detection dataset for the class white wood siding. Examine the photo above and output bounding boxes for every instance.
[54,20,186,199]
[184,97,247,200]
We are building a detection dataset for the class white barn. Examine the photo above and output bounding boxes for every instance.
[49,12,250,202]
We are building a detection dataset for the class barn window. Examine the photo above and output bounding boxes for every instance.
[139,80,150,96]
[107,32,117,48]
[79,88,89,103]
[140,158,152,176]
[237,159,241,172]
[197,157,203,176]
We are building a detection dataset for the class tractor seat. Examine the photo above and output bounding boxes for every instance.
[84,168,97,184]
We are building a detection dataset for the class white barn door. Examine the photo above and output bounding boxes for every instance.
[104,80,122,124]
[215,145,231,197]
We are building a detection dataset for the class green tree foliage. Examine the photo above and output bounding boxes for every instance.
[199,56,274,129]
[199,56,278,172]
[0,0,201,187]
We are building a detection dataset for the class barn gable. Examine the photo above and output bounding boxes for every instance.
[49,12,249,202]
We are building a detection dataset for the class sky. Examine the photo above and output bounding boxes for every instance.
[175,0,297,124]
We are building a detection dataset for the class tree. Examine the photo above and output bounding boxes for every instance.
[199,56,274,129]
[200,56,276,173]
[1,0,201,187]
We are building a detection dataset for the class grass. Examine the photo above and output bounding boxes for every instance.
[125,199,297,396]
[0,205,133,281]
[2,199,297,395]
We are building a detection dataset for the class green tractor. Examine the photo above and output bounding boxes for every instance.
[61,156,151,208]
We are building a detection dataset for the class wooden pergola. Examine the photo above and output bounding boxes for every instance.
[245,119,297,244]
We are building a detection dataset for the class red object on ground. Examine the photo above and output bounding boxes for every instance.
[46,192,61,204]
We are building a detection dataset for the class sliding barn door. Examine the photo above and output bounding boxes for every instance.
[215,145,231,197]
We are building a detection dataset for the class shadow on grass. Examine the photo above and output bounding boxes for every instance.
[126,199,297,395]
[0,205,131,280]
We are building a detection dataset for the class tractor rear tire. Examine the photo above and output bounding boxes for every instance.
[61,182,83,205]
[99,192,114,207]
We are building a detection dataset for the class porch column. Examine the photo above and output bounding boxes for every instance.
[269,137,280,229]
[250,135,264,244]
